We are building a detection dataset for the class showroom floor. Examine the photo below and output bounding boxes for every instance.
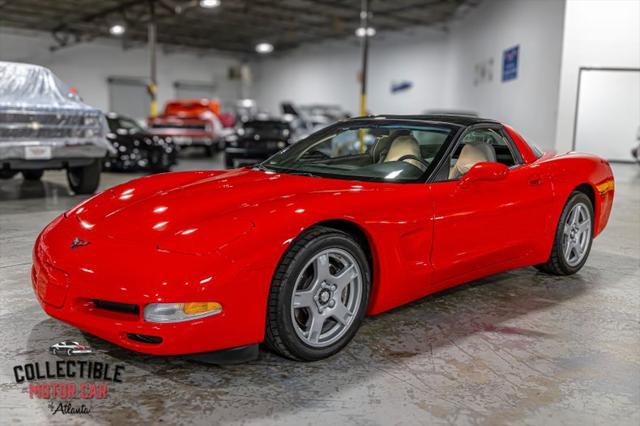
[1,157,638,425]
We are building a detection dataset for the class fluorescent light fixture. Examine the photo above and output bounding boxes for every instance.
[355,27,376,37]
[255,42,274,54]
[109,24,126,36]
[199,0,220,8]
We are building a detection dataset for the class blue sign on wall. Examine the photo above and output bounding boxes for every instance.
[502,45,519,82]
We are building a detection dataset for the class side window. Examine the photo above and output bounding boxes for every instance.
[436,128,518,181]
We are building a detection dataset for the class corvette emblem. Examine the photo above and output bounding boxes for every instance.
[70,237,90,249]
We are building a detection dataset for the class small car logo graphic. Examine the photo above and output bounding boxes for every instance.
[49,341,93,357]
[70,237,90,249]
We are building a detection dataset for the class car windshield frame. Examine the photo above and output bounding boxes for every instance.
[259,119,461,183]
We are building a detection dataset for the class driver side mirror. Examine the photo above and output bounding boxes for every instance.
[459,162,509,187]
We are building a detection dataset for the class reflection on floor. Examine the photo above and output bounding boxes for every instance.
[1,158,638,425]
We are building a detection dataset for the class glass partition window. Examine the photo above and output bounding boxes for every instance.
[262,124,453,182]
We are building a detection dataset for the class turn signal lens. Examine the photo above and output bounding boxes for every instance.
[596,179,614,195]
[144,302,223,323]
[183,302,222,315]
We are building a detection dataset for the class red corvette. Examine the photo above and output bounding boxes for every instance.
[32,115,615,362]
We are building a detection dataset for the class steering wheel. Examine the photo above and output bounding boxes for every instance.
[396,154,429,171]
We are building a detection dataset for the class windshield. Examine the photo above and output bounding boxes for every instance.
[262,122,454,182]
[108,116,144,133]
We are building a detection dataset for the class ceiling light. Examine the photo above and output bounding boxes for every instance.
[355,27,376,37]
[199,0,220,8]
[255,42,274,54]
[109,24,126,36]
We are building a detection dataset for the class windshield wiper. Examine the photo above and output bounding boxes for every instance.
[252,163,273,172]
[265,165,318,177]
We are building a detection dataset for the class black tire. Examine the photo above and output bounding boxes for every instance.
[149,150,172,173]
[22,169,44,180]
[0,170,18,180]
[66,349,73,356]
[535,191,594,275]
[204,145,215,157]
[265,226,371,361]
[67,159,101,195]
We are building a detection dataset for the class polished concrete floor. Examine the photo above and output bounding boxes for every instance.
[0,156,638,425]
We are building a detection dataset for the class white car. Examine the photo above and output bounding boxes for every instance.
[49,341,93,356]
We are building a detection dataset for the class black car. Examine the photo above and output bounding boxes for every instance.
[224,118,294,168]
[104,113,177,172]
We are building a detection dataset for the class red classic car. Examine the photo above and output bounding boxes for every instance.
[32,115,614,363]
[148,99,224,156]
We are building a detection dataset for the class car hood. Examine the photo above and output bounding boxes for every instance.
[68,168,351,246]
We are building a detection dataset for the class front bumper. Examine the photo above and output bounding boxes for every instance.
[0,140,107,163]
[31,221,268,356]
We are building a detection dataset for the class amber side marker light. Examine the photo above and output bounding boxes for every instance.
[144,302,223,323]
[596,179,614,195]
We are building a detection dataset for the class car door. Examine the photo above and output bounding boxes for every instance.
[429,125,553,283]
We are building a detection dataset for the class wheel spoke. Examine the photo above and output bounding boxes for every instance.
[577,220,590,233]
[570,207,581,225]
[315,253,330,281]
[307,312,325,343]
[564,240,574,260]
[333,264,356,291]
[292,289,315,308]
[331,301,353,326]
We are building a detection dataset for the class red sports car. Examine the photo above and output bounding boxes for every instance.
[32,115,615,362]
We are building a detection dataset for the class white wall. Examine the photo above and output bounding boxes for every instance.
[445,0,566,148]
[555,0,640,152]
[0,30,243,116]
[252,0,566,149]
[252,29,449,116]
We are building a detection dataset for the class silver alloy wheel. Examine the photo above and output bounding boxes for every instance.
[562,202,592,267]
[290,248,363,348]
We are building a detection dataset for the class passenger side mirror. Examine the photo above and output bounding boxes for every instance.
[459,162,509,187]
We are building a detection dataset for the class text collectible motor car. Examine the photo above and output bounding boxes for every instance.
[32,115,614,362]
[0,61,113,194]
[104,113,177,173]
[224,118,294,168]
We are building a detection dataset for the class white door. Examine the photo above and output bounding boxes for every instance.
[575,69,640,162]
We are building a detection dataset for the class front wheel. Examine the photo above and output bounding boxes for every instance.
[265,226,370,361]
[66,159,101,195]
[535,191,594,275]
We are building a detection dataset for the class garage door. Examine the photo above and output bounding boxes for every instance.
[574,68,640,162]
[108,77,150,121]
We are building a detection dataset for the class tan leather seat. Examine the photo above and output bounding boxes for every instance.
[383,135,426,171]
[449,142,496,179]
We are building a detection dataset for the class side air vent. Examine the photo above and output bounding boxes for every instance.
[127,334,163,344]
[93,300,140,316]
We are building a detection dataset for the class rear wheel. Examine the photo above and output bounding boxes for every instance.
[265,226,370,361]
[535,191,594,275]
[67,159,101,195]
[21,170,44,181]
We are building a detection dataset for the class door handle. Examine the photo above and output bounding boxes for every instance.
[529,174,543,186]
